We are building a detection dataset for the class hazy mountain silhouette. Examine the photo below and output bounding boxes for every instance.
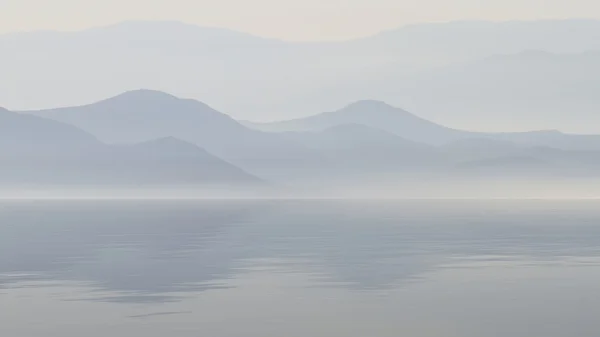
[282,123,432,150]
[25,90,328,182]
[251,100,464,144]
[4,19,600,131]
[441,138,526,162]
[0,107,101,154]
[0,108,261,185]
[23,91,600,181]
[26,90,240,144]
[96,137,263,185]
[448,144,600,178]
[8,91,600,185]
[280,123,444,174]
[251,100,600,151]
[0,21,296,115]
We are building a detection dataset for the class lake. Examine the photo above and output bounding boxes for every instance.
[1,199,600,337]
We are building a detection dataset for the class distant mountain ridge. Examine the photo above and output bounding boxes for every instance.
[24,90,330,182]
[280,123,444,174]
[4,19,600,132]
[250,100,462,144]
[19,90,600,183]
[0,107,100,154]
[249,99,600,150]
[0,107,262,185]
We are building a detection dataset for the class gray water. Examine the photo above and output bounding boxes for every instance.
[1,199,600,337]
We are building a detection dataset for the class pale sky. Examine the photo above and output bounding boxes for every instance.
[1,0,599,40]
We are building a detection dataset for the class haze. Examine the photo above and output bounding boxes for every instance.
[2,0,600,40]
[4,2,600,336]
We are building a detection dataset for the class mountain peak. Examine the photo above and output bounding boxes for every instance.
[95,89,212,110]
[255,99,458,144]
[95,90,222,113]
[95,90,224,119]
[108,89,179,102]
[336,100,414,118]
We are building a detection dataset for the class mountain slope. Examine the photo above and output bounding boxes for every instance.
[282,123,431,150]
[24,90,328,182]
[0,108,261,185]
[280,123,445,175]
[84,137,263,185]
[0,107,101,154]
[252,100,464,144]
[250,100,600,150]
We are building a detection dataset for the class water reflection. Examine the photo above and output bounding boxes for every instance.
[1,200,600,303]
[0,201,257,302]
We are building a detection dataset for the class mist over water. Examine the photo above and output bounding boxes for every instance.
[2,199,600,337]
[4,176,600,200]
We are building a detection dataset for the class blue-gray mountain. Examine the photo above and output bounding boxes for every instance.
[20,90,600,182]
[249,100,600,150]
[22,90,328,182]
[0,107,261,185]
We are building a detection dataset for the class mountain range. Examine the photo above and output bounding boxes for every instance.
[23,90,328,182]
[0,106,262,186]
[3,19,600,132]
[4,90,600,188]
[248,100,600,150]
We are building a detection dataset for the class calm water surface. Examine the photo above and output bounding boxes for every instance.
[1,199,600,337]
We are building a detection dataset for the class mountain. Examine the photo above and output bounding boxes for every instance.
[0,106,101,154]
[0,21,297,115]
[24,90,328,182]
[86,137,263,185]
[26,90,240,144]
[250,100,600,151]
[282,123,432,150]
[9,96,600,186]
[280,123,444,174]
[4,19,600,132]
[441,138,526,162]
[0,108,261,185]
[445,140,600,178]
[250,100,463,144]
